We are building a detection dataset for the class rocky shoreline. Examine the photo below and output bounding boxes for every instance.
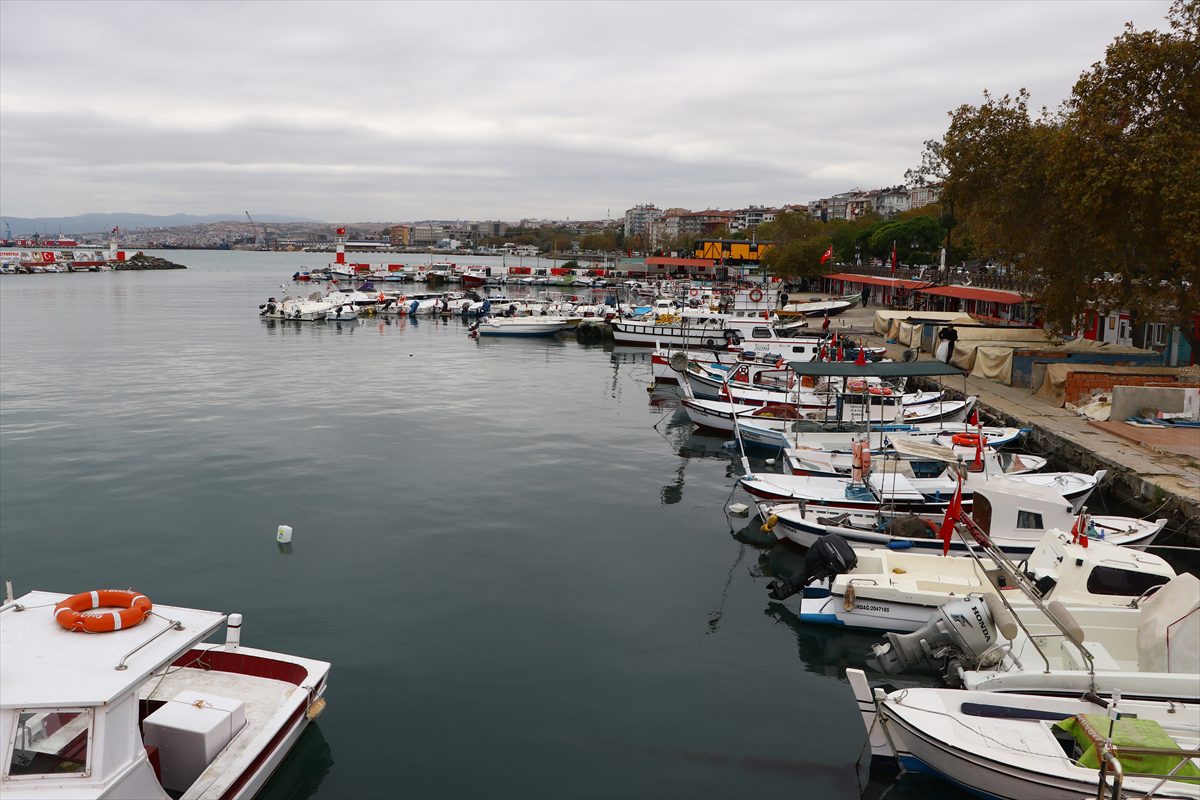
[115,253,186,270]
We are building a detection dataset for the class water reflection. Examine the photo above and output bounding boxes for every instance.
[257,724,334,800]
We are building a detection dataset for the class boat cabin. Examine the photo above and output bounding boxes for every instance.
[1,591,329,800]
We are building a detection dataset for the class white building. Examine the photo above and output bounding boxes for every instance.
[623,204,661,240]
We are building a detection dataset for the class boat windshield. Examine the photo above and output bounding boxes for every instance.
[5,708,93,779]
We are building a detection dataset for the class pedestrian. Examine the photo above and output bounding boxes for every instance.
[821,313,830,332]
[861,285,870,308]
[938,323,958,363]
[780,292,789,309]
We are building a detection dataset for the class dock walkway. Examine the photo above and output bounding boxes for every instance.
[834,306,1200,541]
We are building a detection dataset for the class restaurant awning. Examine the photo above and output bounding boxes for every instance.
[918,285,1031,305]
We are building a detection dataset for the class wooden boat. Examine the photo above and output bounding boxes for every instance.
[0,587,330,799]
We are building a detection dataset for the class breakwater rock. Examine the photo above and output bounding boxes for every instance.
[115,253,186,270]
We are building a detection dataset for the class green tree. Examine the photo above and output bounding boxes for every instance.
[930,0,1198,334]
[757,210,831,278]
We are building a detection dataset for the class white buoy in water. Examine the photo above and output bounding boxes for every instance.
[728,503,750,517]
[276,525,293,544]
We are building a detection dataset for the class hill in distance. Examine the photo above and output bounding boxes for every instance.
[1,212,323,236]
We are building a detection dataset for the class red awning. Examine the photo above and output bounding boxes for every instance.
[917,285,1030,305]
[645,257,717,267]
[825,273,928,290]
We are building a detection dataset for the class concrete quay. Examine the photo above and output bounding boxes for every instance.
[832,305,1200,542]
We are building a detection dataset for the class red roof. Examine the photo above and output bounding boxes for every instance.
[825,273,928,290]
[645,257,717,267]
[918,285,1030,305]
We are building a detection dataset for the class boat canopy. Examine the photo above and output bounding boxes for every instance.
[887,435,961,464]
[785,360,965,378]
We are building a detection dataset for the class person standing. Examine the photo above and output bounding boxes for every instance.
[861,286,870,308]
[938,323,959,363]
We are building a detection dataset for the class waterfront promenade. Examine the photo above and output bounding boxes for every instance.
[832,305,1200,541]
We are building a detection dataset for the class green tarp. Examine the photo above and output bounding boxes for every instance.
[1055,714,1200,780]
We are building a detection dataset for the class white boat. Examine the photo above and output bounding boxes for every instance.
[742,457,1103,510]
[776,299,854,318]
[679,396,1016,445]
[258,294,335,321]
[784,528,1176,633]
[0,587,330,799]
[325,303,360,321]
[847,671,1200,800]
[755,473,1160,555]
[470,317,575,337]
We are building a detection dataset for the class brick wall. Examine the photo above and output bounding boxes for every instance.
[1063,372,1183,405]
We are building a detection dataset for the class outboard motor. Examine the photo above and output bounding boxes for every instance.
[723,329,743,347]
[767,534,858,601]
[868,593,1017,683]
[409,299,420,316]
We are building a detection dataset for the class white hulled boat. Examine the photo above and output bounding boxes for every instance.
[783,528,1175,633]
[0,587,330,799]
[755,474,1161,555]
[847,671,1200,800]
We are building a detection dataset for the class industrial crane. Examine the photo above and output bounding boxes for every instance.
[244,211,267,250]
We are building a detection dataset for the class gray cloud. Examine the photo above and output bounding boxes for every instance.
[0,0,1173,221]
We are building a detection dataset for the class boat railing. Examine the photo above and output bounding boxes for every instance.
[1073,714,1200,800]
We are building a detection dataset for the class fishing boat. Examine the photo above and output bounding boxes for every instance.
[0,586,330,799]
[847,671,1200,800]
[753,473,1157,555]
[780,527,1175,633]
[469,317,575,337]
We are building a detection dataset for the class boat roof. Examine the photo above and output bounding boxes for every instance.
[0,591,225,708]
[786,360,964,378]
[888,435,960,463]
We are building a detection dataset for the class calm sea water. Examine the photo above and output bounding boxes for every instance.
[1,251,967,799]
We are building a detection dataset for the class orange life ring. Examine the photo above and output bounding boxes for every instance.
[377,292,385,302]
[54,590,152,633]
[689,288,698,297]
[749,288,764,303]
[952,433,982,446]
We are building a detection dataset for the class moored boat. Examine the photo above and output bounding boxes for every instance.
[0,587,330,799]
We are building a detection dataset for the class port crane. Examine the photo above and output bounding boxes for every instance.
[244,211,268,250]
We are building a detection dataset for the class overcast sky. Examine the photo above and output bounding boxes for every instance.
[0,0,1173,223]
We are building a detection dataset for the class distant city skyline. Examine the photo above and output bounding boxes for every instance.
[0,0,1174,220]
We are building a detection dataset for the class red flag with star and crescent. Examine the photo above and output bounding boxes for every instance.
[939,476,963,555]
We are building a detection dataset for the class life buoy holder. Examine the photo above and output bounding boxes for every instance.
[952,433,982,447]
[749,288,764,303]
[54,590,152,633]
[843,585,856,612]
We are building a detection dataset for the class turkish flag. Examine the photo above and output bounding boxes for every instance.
[820,245,833,264]
[939,476,963,555]
[891,241,897,274]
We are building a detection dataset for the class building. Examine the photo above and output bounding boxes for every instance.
[730,206,778,232]
[623,204,661,240]
[693,239,773,264]
[869,186,911,217]
[909,183,942,209]
[678,210,736,236]
[387,225,412,247]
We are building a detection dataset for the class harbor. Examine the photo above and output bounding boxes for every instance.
[1,249,1196,799]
